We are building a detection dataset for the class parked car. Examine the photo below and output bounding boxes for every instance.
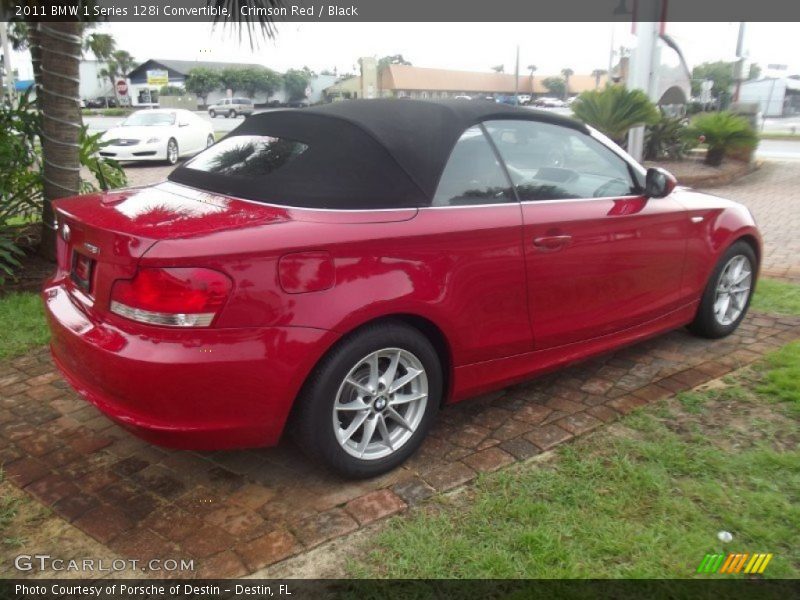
[85,97,117,109]
[517,94,532,105]
[454,95,473,100]
[535,96,566,108]
[99,109,214,165]
[45,100,761,478]
[286,99,310,108]
[208,97,254,118]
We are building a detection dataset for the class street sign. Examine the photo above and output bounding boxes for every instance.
[146,69,169,86]
[116,80,128,96]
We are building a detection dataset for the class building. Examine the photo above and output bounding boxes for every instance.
[80,60,114,101]
[325,61,611,102]
[739,77,800,117]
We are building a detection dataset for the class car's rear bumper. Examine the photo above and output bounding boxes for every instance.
[43,279,336,450]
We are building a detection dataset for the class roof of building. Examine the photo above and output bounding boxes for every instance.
[379,64,609,95]
[169,99,588,209]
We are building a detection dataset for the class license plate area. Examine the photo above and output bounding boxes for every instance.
[70,251,96,293]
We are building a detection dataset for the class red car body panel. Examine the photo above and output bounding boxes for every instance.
[44,176,761,450]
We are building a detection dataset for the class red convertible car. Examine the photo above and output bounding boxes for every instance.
[44,100,761,477]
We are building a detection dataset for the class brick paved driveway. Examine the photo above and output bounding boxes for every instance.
[2,162,799,578]
[2,313,798,577]
[705,161,800,283]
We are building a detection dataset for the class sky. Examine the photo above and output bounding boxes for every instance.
[11,21,800,80]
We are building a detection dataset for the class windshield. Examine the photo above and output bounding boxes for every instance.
[122,112,176,127]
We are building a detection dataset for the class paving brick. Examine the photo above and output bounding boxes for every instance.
[447,424,491,449]
[74,504,135,544]
[499,437,541,460]
[182,525,235,558]
[586,405,620,423]
[492,417,534,441]
[632,383,672,403]
[205,503,266,537]
[606,395,648,415]
[25,473,79,506]
[68,433,113,455]
[671,368,711,388]
[545,397,584,414]
[422,461,476,491]
[345,489,407,525]
[525,424,573,451]
[513,404,552,424]
[235,529,297,571]
[226,483,277,511]
[143,507,207,543]
[293,508,359,548]
[25,384,62,402]
[3,456,49,487]
[196,550,249,578]
[52,493,99,522]
[392,477,436,505]
[109,527,176,560]
[462,447,515,473]
[557,413,603,436]
[580,378,615,395]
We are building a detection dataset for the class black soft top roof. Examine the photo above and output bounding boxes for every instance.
[169,99,589,209]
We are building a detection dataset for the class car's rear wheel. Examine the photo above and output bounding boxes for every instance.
[229,109,237,118]
[688,240,756,338]
[209,109,216,118]
[166,138,179,165]
[293,322,441,478]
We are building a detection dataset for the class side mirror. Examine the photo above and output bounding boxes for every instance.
[644,167,677,198]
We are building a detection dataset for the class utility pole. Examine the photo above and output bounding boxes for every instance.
[733,22,746,102]
[514,45,519,105]
[626,0,663,162]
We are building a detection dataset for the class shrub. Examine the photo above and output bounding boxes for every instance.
[644,115,696,161]
[684,111,758,166]
[571,85,660,146]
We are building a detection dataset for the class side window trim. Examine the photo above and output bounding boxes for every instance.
[478,122,521,204]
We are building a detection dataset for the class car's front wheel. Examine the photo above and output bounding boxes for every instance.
[294,322,441,478]
[688,240,757,338]
[209,109,216,118]
[166,138,179,165]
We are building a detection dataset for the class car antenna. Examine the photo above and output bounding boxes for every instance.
[95,158,109,192]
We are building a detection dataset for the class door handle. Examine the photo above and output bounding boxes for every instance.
[533,235,572,249]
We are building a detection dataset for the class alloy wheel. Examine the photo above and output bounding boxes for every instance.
[713,255,752,326]
[167,140,178,164]
[332,348,428,460]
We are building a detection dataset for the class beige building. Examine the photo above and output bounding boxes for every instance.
[325,62,609,101]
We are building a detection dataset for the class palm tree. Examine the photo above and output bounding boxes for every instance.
[591,69,607,90]
[560,68,574,101]
[571,85,659,146]
[527,64,537,97]
[84,33,117,106]
[37,22,83,259]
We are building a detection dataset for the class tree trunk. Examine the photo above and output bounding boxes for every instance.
[38,22,83,261]
[27,24,43,110]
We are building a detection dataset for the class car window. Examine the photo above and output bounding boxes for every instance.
[432,126,515,207]
[183,135,308,177]
[121,112,176,127]
[484,120,639,201]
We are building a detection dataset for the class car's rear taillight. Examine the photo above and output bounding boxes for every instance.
[110,267,232,327]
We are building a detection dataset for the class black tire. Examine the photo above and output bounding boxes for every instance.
[166,138,179,165]
[293,321,442,479]
[688,240,757,339]
[229,109,236,118]
[209,109,216,118]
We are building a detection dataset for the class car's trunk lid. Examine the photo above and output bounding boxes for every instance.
[53,181,289,315]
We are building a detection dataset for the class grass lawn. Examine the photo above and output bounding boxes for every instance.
[752,279,800,316]
[350,342,800,578]
[0,292,50,360]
